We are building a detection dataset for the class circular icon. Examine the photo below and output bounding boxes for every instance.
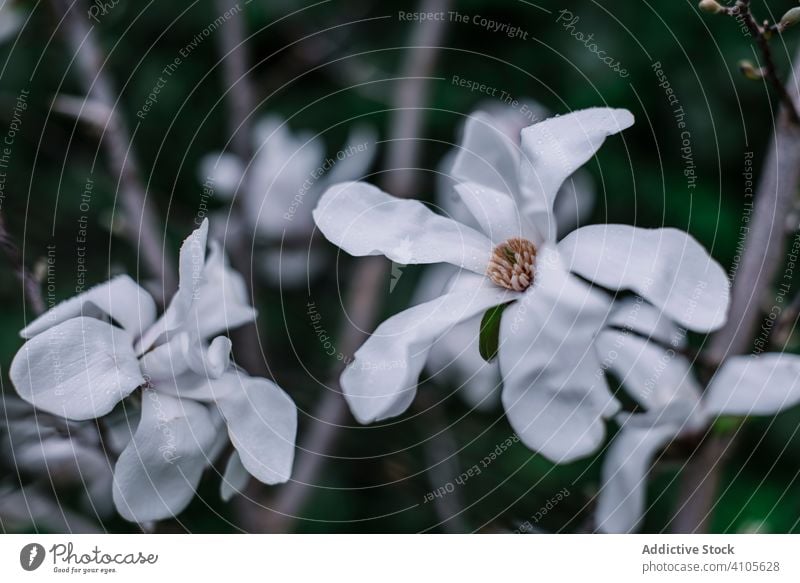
[19,543,45,571]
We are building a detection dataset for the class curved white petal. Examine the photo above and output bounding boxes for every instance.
[220,451,250,502]
[112,391,219,522]
[11,317,144,421]
[189,241,257,339]
[198,152,244,201]
[498,249,618,462]
[427,314,502,411]
[596,329,702,411]
[451,111,520,196]
[519,108,633,241]
[560,225,730,332]
[705,353,800,417]
[21,275,156,340]
[313,181,493,273]
[216,376,297,485]
[453,182,538,244]
[343,273,516,423]
[606,296,687,347]
[596,422,681,533]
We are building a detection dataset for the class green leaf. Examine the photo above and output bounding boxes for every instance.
[479,302,513,362]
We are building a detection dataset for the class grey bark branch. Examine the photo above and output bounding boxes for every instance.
[671,45,800,534]
[0,211,45,315]
[50,0,174,295]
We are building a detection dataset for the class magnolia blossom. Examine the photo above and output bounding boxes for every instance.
[200,115,376,285]
[595,298,800,533]
[417,99,596,411]
[313,107,730,463]
[9,220,297,522]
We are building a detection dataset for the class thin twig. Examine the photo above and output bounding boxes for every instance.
[720,0,800,125]
[671,45,800,533]
[0,212,45,315]
[259,0,452,533]
[49,0,174,295]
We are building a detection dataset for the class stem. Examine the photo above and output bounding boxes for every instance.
[0,212,45,315]
[50,0,175,295]
[671,45,800,533]
[259,0,452,532]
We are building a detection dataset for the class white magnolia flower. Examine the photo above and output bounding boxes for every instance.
[313,107,730,463]
[200,115,376,285]
[9,220,297,522]
[418,99,596,411]
[0,395,114,517]
[595,298,800,533]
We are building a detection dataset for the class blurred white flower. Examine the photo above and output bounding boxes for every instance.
[314,107,730,463]
[9,220,297,522]
[199,115,376,286]
[595,298,800,533]
[0,3,24,45]
[419,99,596,411]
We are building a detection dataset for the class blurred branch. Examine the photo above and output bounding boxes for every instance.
[259,0,452,533]
[49,0,175,295]
[416,392,469,533]
[671,44,800,533]
[0,212,45,315]
[212,0,269,378]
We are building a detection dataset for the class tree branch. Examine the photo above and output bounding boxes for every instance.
[50,0,175,295]
[671,44,800,533]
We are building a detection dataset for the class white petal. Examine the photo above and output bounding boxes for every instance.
[596,329,702,411]
[198,152,244,201]
[427,314,502,411]
[560,225,730,332]
[705,353,800,417]
[11,317,144,421]
[138,221,210,350]
[343,273,516,423]
[606,296,686,347]
[596,422,681,533]
[453,182,539,244]
[220,451,250,502]
[21,275,156,340]
[519,108,634,241]
[112,391,219,522]
[313,181,493,273]
[216,376,297,485]
[189,241,257,339]
[498,249,618,462]
[451,111,520,196]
